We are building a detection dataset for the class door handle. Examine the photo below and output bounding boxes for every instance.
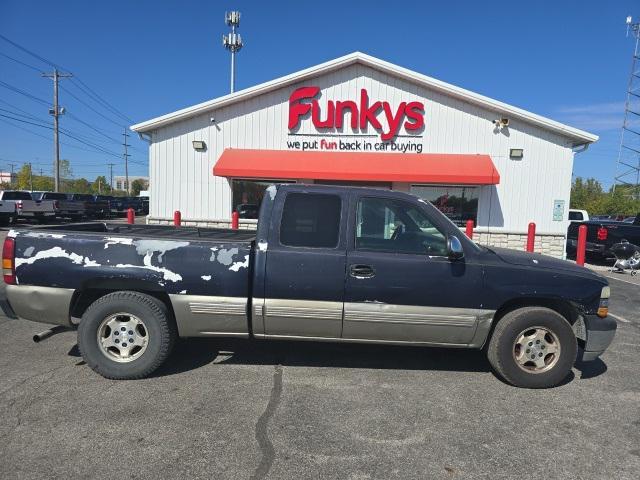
[350,264,375,278]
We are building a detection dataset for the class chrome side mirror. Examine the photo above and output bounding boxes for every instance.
[447,235,464,260]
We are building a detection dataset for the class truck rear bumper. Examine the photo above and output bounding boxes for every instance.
[5,285,74,327]
[578,314,617,362]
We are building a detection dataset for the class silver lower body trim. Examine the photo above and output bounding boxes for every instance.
[6,285,74,326]
[343,302,495,346]
[264,298,343,338]
[169,294,249,337]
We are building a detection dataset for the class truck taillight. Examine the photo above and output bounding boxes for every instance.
[2,237,16,285]
[16,200,22,209]
[597,227,608,241]
[54,200,59,209]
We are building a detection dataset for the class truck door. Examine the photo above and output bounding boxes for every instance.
[343,195,487,345]
[263,190,347,338]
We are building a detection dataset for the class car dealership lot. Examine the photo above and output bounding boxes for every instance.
[0,235,638,479]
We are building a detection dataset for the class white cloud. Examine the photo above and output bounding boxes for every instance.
[553,101,625,132]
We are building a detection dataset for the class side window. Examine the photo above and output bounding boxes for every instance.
[280,193,341,248]
[355,197,447,255]
[569,211,583,221]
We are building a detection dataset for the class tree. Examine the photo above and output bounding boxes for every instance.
[130,178,148,196]
[91,176,111,195]
[571,177,640,215]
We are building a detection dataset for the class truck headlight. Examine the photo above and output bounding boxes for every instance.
[597,286,610,318]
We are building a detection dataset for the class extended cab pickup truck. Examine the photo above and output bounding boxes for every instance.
[567,214,640,258]
[2,185,616,388]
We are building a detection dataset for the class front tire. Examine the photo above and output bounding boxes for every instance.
[487,307,577,388]
[78,291,176,379]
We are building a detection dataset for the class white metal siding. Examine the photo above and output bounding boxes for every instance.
[149,63,575,235]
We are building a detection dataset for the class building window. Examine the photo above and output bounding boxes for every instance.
[410,185,479,227]
[231,179,293,219]
[280,193,341,248]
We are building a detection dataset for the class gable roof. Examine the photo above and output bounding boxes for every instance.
[130,52,598,145]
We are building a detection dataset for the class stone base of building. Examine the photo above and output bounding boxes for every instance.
[473,232,565,258]
[147,217,566,258]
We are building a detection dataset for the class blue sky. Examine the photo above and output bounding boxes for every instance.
[0,0,637,187]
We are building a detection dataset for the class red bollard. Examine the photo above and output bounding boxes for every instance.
[465,219,474,239]
[173,210,181,226]
[576,224,587,267]
[127,208,135,225]
[526,222,536,252]
[231,211,239,230]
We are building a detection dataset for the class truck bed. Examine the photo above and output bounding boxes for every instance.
[8,223,255,303]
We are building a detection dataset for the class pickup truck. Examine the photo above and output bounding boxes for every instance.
[0,190,55,221]
[67,193,106,218]
[2,184,616,388]
[110,196,144,216]
[567,214,640,259]
[31,191,85,219]
[0,198,17,225]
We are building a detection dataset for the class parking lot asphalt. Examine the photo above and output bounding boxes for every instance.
[0,228,639,479]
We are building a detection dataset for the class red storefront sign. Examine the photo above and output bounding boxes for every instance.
[288,86,425,141]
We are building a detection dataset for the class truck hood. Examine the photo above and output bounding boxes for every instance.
[488,246,605,280]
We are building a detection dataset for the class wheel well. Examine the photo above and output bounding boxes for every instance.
[484,297,580,348]
[70,282,176,323]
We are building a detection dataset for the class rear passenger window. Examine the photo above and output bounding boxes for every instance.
[280,193,341,248]
[1,191,32,200]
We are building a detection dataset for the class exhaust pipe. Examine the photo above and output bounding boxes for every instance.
[33,325,68,343]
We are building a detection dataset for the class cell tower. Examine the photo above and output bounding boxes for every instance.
[614,16,640,199]
[222,11,243,94]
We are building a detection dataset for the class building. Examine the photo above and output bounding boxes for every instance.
[113,175,149,192]
[131,52,597,257]
[0,171,17,185]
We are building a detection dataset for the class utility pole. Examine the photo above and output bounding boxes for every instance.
[107,162,116,192]
[98,177,102,194]
[28,163,33,191]
[42,69,72,192]
[122,128,130,195]
[39,168,43,177]
[8,163,16,188]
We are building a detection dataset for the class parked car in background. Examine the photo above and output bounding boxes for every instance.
[32,192,85,219]
[0,191,55,221]
[236,203,259,219]
[2,184,615,388]
[93,195,114,218]
[140,196,149,215]
[567,213,640,258]
[67,193,104,218]
[568,209,589,222]
[0,198,17,226]
[110,196,144,216]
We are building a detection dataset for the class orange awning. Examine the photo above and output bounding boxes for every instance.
[213,149,499,185]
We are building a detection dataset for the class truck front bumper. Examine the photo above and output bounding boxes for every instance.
[576,314,617,361]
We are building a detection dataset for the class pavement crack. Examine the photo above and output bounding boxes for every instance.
[250,364,283,480]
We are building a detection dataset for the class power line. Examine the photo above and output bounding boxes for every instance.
[0,33,64,70]
[0,51,44,72]
[0,80,49,105]
[69,78,134,123]
[59,83,126,127]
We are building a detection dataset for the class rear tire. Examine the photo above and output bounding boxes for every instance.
[78,291,176,379]
[487,307,577,388]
